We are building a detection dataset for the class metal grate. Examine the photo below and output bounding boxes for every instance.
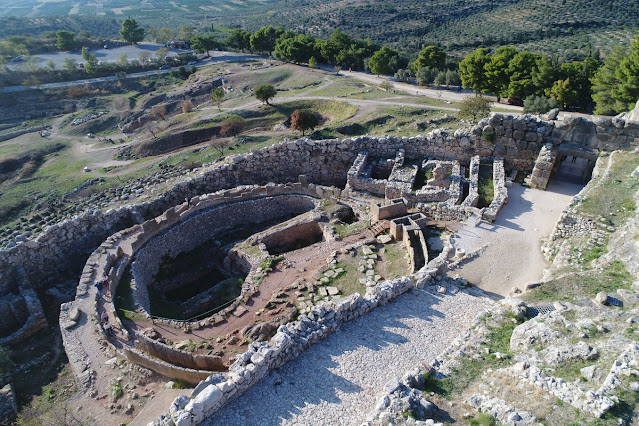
[526,304,556,318]
[607,296,624,307]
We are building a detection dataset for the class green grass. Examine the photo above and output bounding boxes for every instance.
[577,152,639,228]
[329,258,367,296]
[477,162,494,208]
[425,316,519,399]
[522,260,632,303]
[379,241,410,279]
[334,220,368,238]
[549,358,598,382]
[470,413,498,426]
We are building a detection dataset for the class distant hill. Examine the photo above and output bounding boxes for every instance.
[0,0,637,60]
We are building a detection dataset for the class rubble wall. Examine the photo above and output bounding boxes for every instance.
[3,113,639,307]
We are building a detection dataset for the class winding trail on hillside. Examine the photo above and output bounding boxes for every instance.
[204,286,491,425]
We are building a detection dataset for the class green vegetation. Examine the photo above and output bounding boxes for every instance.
[577,153,639,228]
[458,96,491,122]
[523,95,558,114]
[477,162,495,208]
[119,18,145,45]
[523,261,632,303]
[110,379,123,399]
[254,84,277,105]
[423,315,519,399]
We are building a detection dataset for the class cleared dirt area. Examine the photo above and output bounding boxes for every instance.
[450,181,583,297]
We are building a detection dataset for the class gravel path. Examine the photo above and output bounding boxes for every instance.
[204,286,491,425]
[450,181,583,297]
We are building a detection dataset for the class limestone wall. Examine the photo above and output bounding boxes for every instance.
[131,195,318,315]
[484,159,508,222]
[157,273,438,426]
[4,113,639,340]
[60,183,345,386]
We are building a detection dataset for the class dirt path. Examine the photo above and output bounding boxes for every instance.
[449,181,583,297]
[336,69,523,112]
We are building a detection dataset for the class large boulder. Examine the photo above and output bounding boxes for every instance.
[625,100,639,122]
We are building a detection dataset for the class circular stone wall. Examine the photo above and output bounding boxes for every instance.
[130,195,319,317]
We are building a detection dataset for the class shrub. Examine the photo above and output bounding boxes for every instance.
[255,84,277,105]
[290,109,319,136]
[458,95,491,122]
[523,95,558,114]
[181,100,194,113]
[220,115,245,136]
[380,81,393,91]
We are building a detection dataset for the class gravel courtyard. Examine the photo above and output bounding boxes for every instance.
[450,181,583,297]
[204,286,491,425]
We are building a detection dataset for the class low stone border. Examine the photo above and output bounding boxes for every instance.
[504,343,639,418]
[466,394,540,426]
[157,276,423,426]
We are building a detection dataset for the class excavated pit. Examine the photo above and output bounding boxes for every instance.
[261,221,325,255]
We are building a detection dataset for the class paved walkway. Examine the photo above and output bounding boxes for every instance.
[450,181,583,297]
[204,286,491,425]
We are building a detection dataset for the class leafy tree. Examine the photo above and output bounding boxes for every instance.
[416,67,437,86]
[368,46,399,75]
[556,57,599,108]
[210,87,224,110]
[434,70,447,86]
[191,35,217,57]
[389,54,409,73]
[319,39,341,64]
[81,46,98,73]
[155,47,169,63]
[220,115,245,136]
[153,28,177,43]
[225,29,251,51]
[445,69,461,88]
[549,78,579,108]
[458,48,490,93]
[63,57,77,71]
[117,53,128,66]
[250,26,284,55]
[523,95,557,114]
[120,18,145,44]
[484,46,517,97]
[457,95,491,122]
[506,51,539,99]
[395,68,412,82]
[274,34,318,63]
[56,30,75,50]
[612,33,639,108]
[291,109,318,136]
[592,46,628,115]
[255,84,277,105]
[412,45,446,73]
[308,56,318,68]
[532,55,559,96]
[179,25,195,42]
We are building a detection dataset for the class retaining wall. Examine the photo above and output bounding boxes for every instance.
[5,113,639,339]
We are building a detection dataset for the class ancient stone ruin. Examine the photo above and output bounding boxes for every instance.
[1,110,639,425]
